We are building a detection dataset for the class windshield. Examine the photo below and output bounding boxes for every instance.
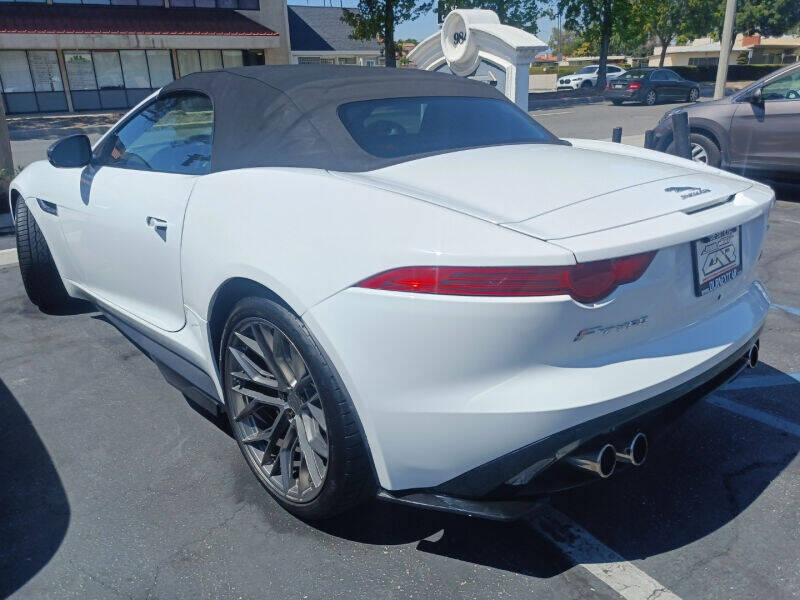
[338,96,559,159]
[576,66,598,74]
[620,69,650,80]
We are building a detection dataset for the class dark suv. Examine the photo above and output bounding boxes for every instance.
[650,62,800,178]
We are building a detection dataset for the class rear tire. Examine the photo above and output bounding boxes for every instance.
[611,99,623,105]
[687,87,700,102]
[219,296,375,520]
[15,198,71,310]
[644,90,658,106]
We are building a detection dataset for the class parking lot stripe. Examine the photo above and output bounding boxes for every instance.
[706,395,800,437]
[0,248,18,267]
[528,506,682,600]
[772,303,800,318]
[723,371,800,391]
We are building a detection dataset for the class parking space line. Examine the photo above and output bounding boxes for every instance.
[723,371,800,391]
[0,248,18,267]
[528,505,682,600]
[772,303,800,318]
[706,395,800,437]
[530,110,574,116]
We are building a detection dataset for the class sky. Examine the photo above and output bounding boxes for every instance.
[287,0,557,48]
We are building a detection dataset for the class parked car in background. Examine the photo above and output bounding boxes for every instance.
[650,62,800,178]
[557,64,626,90]
[605,68,701,106]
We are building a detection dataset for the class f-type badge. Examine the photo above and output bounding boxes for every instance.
[665,186,711,200]
[573,315,648,342]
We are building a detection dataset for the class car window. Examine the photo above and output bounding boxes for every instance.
[622,70,650,80]
[651,71,667,81]
[97,93,213,175]
[761,69,800,102]
[338,96,558,159]
[664,70,682,81]
[608,66,621,73]
[576,66,598,74]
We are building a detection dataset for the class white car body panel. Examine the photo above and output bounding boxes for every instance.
[10,113,774,494]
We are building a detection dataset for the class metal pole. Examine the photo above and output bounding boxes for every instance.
[671,111,691,160]
[644,129,654,150]
[0,97,13,216]
[714,0,737,100]
[612,127,622,143]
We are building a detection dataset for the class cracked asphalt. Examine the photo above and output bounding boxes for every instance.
[1,116,798,599]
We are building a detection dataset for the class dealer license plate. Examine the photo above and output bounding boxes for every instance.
[691,227,742,296]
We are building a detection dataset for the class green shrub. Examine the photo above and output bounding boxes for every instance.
[669,64,785,82]
[530,65,582,76]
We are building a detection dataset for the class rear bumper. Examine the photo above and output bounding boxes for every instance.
[604,88,640,101]
[377,332,759,519]
[305,277,770,493]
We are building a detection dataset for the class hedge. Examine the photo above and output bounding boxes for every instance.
[530,63,785,81]
[669,64,783,82]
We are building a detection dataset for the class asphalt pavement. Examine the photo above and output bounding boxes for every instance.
[1,109,799,600]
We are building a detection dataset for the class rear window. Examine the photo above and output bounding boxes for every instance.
[338,96,558,159]
[621,70,651,80]
[576,66,598,74]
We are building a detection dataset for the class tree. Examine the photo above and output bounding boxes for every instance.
[548,26,583,56]
[554,0,636,90]
[447,0,541,33]
[342,0,433,68]
[633,0,714,66]
[734,0,800,36]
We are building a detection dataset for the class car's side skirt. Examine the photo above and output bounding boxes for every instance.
[101,309,223,416]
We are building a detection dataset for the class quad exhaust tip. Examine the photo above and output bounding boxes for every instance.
[566,443,617,478]
[747,341,759,369]
[616,432,648,466]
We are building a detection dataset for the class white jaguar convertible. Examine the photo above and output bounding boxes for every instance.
[9,66,773,520]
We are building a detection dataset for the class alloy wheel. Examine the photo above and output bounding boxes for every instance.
[690,142,708,163]
[689,88,699,102]
[645,91,657,105]
[224,317,328,503]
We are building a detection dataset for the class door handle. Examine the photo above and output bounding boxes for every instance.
[146,216,168,231]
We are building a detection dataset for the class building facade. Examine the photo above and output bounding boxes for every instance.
[650,34,800,68]
[0,0,291,113]
[287,6,380,67]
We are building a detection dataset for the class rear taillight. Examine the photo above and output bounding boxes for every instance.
[355,252,656,303]
[606,83,611,90]
[628,82,642,90]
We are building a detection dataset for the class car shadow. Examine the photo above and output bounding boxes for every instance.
[0,377,70,598]
[307,363,797,578]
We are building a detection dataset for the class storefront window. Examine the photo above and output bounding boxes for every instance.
[120,50,150,89]
[147,51,175,87]
[28,51,64,92]
[0,51,34,92]
[199,50,223,71]
[177,50,202,77]
[94,51,124,89]
[64,52,97,90]
[222,50,244,68]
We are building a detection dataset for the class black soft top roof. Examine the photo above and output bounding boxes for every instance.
[159,65,511,172]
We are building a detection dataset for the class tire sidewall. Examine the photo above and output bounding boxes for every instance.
[645,90,657,105]
[219,296,372,520]
[689,133,722,168]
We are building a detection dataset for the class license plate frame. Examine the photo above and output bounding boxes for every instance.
[691,226,743,297]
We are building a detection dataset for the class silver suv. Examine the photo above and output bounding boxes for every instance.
[650,62,800,178]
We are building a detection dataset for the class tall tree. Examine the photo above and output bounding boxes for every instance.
[548,26,583,56]
[343,0,433,68]
[734,0,800,36]
[634,0,714,66]
[554,0,635,90]
[447,0,541,33]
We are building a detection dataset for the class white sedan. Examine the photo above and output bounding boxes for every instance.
[558,64,627,90]
[10,66,772,521]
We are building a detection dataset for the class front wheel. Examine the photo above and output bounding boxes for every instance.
[15,197,71,310]
[220,296,375,520]
[581,80,593,89]
[643,90,658,106]
[611,99,623,106]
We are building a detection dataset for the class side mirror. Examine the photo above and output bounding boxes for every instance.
[747,87,764,106]
[47,134,92,168]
